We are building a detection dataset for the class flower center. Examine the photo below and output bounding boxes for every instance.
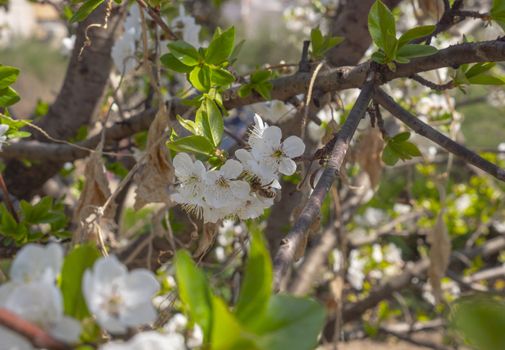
[217,176,230,188]
[103,289,124,317]
[272,148,284,159]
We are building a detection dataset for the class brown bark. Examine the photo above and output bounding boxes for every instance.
[3,4,121,199]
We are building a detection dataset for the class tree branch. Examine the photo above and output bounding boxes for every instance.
[373,88,505,182]
[272,71,376,291]
[0,308,70,350]
[3,40,505,163]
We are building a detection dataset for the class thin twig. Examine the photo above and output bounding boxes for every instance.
[0,172,19,222]
[0,308,71,350]
[410,74,454,91]
[272,71,376,291]
[135,0,178,40]
[373,88,505,182]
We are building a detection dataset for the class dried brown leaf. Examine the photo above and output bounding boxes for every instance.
[72,144,116,245]
[428,210,451,303]
[194,222,219,259]
[356,126,384,188]
[134,105,175,210]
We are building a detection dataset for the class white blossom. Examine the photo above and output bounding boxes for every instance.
[100,331,186,350]
[9,243,63,284]
[83,256,160,334]
[236,193,273,220]
[0,281,81,343]
[371,244,383,263]
[111,32,137,74]
[0,124,9,150]
[251,125,305,176]
[172,152,207,207]
[172,5,201,47]
[204,159,250,209]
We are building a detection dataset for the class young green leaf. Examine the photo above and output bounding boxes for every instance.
[0,66,19,89]
[70,0,105,23]
[60,244,101,319]
[189,65,211,92]
[396,44,437,60]
[491,0,505,30]
[176,114,200,135]
[368,0,397,59]
[160,53,193,73]
[205,27,235,65]
[397,25,435,47]
[175,250,213,341]
[167,41,201,66]
[247,295,326,350]
[209,67,235,86]
[235,229,273,325]
[0,87,20,107]
[167,135,215,157]
[465,62,495,78]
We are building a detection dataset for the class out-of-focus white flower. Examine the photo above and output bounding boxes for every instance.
[164,313,188,333]
[0,281,81,343]
[393,203,411,214]
[251,126,305,176]
[204,159,250,209]
[100,331,186,350]
[347,250,366,290]
[0,124,9,150]
[8,243,63,284]
[250,101,295,123]
[455,194,473,212]
[187,324,203,348]
[372,244,383,263]
[124,4,142,41]
[83,256,160,334]
[331,249,343,272]
[384,243,403,264]
[172,153,207,207]
[172,5,201,47]
[112,32,137,74]
[0,326,34,350]
[61,35,75,56]
[236,193,273,220]
[355,207,386,227]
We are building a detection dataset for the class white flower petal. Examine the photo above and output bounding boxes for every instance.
[230,180,250,199]
[282,136,305,158]
[10,243,63,284]
[51,316,82,343]
[221,159,243,179]
[120,270,160,305]
[173,153,194,178]
[278,158,297,175]
[92,256,128,287]
[120,302,157,327]
[262,126,282,147]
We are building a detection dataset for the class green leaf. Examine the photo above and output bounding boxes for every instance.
[204,98,224,146]
[371,50,387,64]
[175,250,213,341]
[398,25,435,47]
[467,75,505,85]
[247,295,326,350]
[205,27,235,65]
[310,27,344,59]
[368,0,397,59]
[20,197,55,224]
[251,70,271,83]
[160,53,193,73]
[310,27,324,56]
[70,0,105,23]
[229,39,245,63]
[396,44,437,59]
[167,41,200,66]
[491,0,505,30]
[465,62,495,78]
[400,141,422,157]
[0,87,20,107]
[253,81,273,100]
[209,67,235,86]
[189,65,211,92]
[0,66,19,89]
[382,143,399,165]
[176,114,200,135]
[392,131,410,142]
[60,244,101,319]
[238,84,253,98]
[235,229,272,325]
[450,297,505,350]
[211,296,257,349]
[168,135,215,157]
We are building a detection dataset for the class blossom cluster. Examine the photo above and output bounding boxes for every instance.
[172,114,305,223]
[0,243,189,349]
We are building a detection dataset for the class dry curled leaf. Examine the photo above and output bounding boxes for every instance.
[428,210,451,303]
[355,126,384,189]
[194,222,219,259]
[417,0,444,20]
[134,105,175,210]
[72,143,116,246]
